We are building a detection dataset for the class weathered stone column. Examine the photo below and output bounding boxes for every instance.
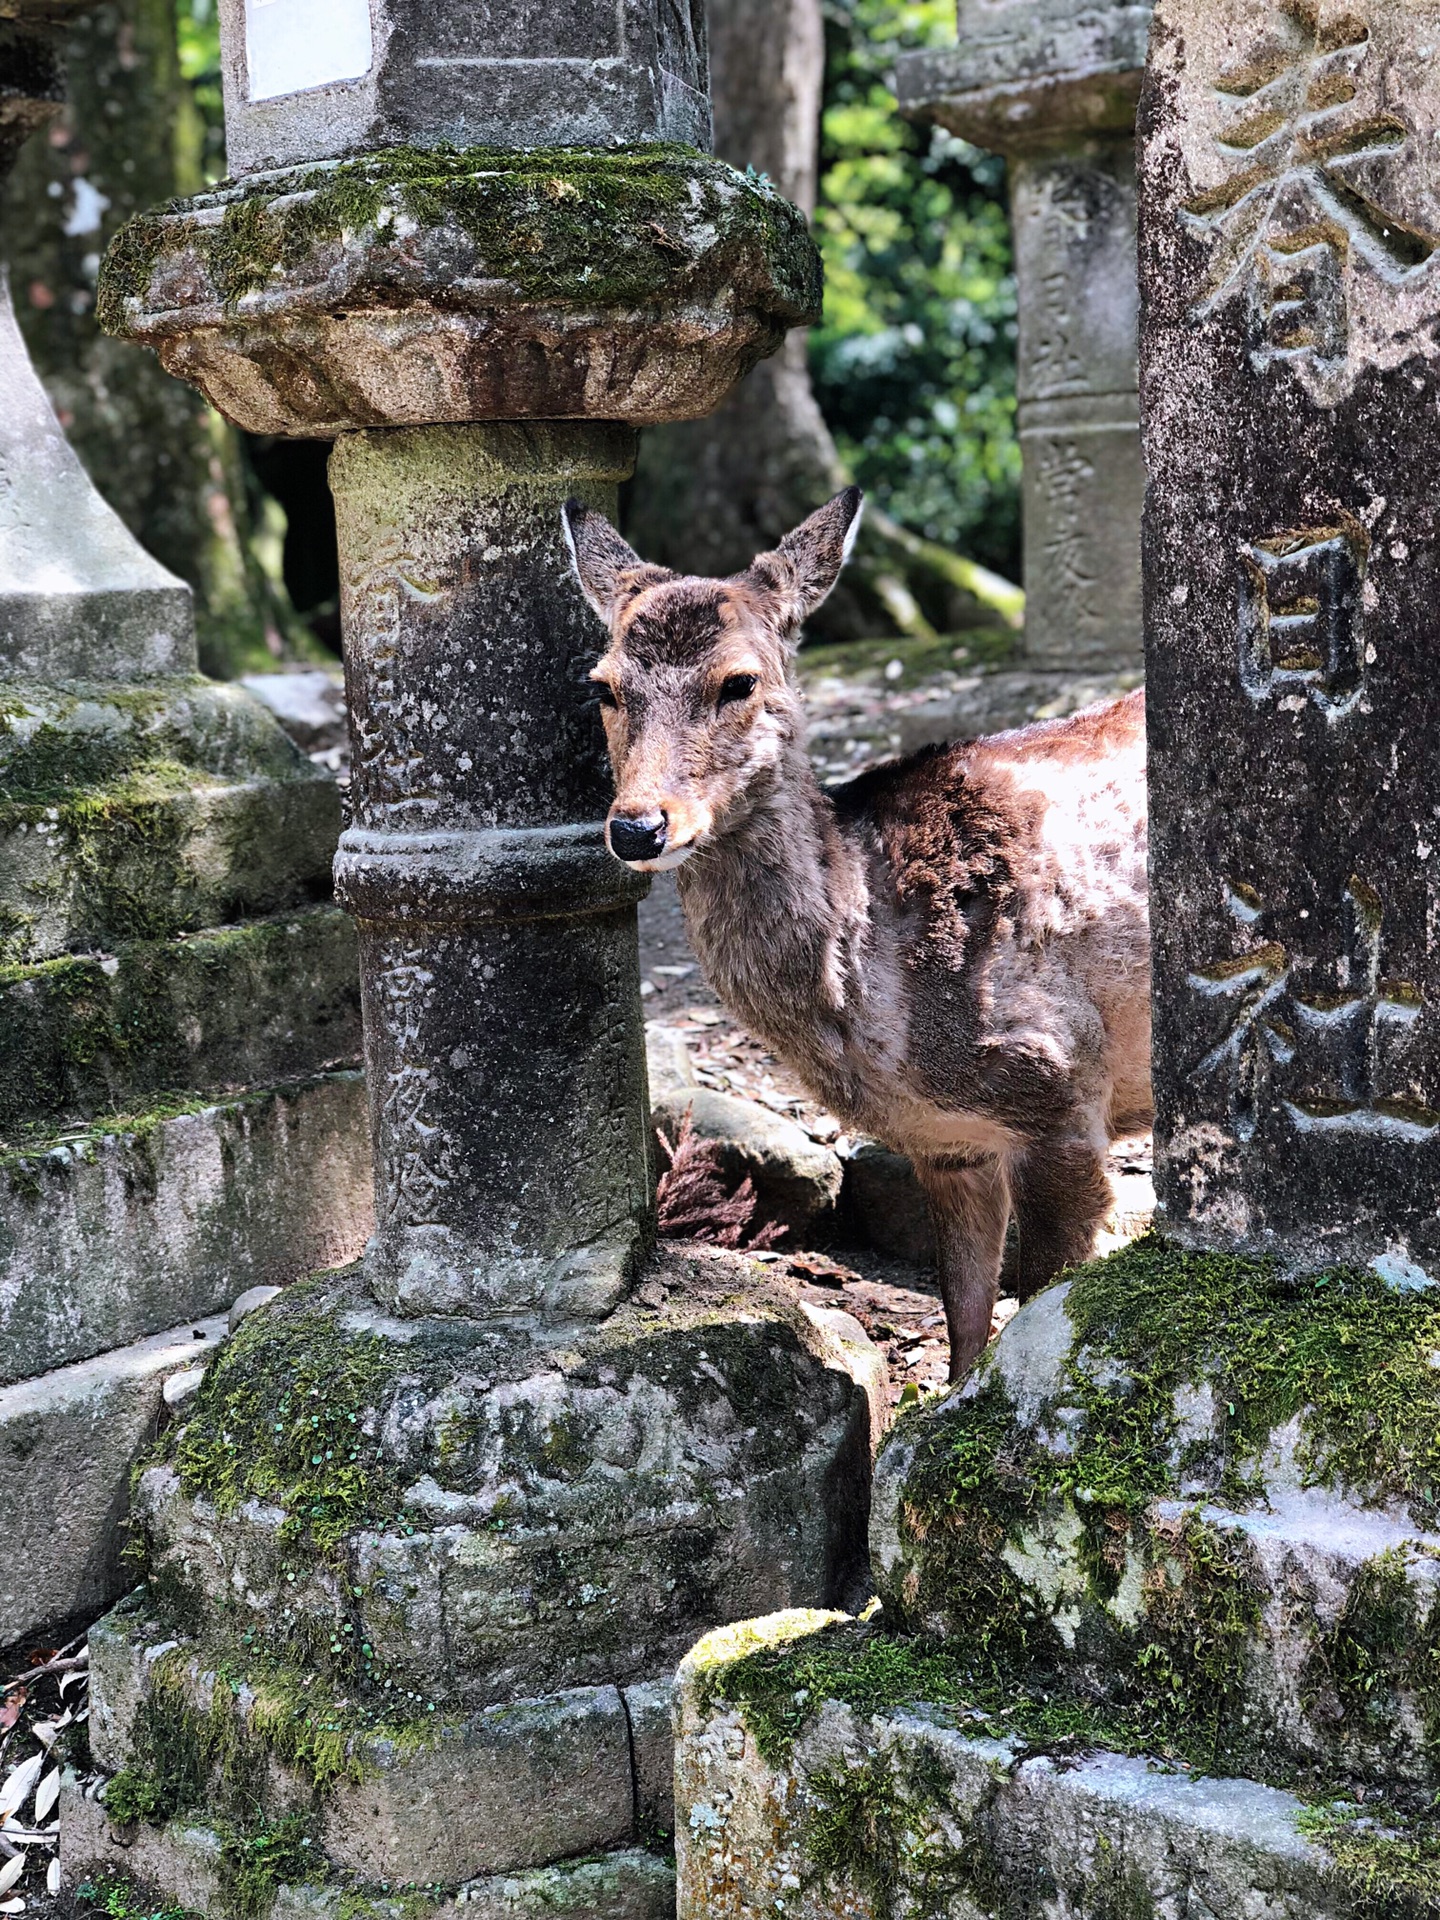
[72,12,885,1912]
[1142,0,1440,1277]
[898,2,1152,670]
[330,423,651,1319]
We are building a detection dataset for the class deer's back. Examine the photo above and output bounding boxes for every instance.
[831,690,1150,1151]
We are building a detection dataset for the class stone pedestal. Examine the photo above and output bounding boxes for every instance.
[67,8,884,1912]
[898,1,1152,670]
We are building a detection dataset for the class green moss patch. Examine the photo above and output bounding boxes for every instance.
[102,1619,445,1919]
[1298,1801,1440,1919]
[99,145,821,333]
[171,1287,404,1560]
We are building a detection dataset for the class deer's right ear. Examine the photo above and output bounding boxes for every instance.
[562,499,664,624]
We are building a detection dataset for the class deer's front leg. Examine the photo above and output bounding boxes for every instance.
[916,1155,1012,1382]
[1009,1131,1112,1303]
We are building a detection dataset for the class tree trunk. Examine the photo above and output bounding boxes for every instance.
[624,0,1022,641]
[624,0,851,595]
[0,0,302,676]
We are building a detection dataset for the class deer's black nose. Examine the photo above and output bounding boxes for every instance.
[609,811,668,862]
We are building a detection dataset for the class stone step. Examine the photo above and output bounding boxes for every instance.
[872,1257,1440,1791]
[0,763,340,964]
[87,1593,674,1888]
[62,1774,676,1920]
[673,1611,1428,1920]
[0,1313,230,1650]
[0,1069,373,1386]
[0,905,360,1133]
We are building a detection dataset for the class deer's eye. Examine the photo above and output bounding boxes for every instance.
[718,673,758,708]
[594,682,620,710]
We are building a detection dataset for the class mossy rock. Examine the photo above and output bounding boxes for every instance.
[870,1237,1440,1791]
[0,677,340,963]
[127,1249,879,1712]
[98,146,823,435]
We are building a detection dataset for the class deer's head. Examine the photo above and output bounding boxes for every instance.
[562,487,863,870]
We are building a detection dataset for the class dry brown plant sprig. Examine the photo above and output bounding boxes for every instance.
[655,1106,788,1250]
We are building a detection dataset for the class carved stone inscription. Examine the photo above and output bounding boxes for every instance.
[1238,522,1368,712]
[1166,0,1440,404]
[1142,0,1440,1274]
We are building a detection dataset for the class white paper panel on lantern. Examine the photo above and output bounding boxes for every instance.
[245,0,373,101]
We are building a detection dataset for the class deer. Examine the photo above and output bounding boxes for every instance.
[562,485,1151,1379]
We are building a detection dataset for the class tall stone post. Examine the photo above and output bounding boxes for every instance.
[70,11,885,1913]
[0,0,371,1656]
[898,2,1153,671]
[1142,0,1440,1278]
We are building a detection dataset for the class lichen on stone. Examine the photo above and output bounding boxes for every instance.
[98,143,822,334]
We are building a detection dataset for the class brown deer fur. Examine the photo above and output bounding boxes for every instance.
[563,486,1151,1377]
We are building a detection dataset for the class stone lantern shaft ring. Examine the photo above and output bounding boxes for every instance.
[96,144,823,436]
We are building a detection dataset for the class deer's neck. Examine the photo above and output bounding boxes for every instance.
[675,740,875,1086]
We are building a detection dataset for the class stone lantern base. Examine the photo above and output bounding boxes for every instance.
[64,1247,885,1917]
[669,1236,1440,1917]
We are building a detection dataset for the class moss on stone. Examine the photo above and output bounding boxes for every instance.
[0,905,358,1137]
[98,144,821,333]
[1299,1799,1440,1919]
[170,1285,405,1560]
[1305,1548,1440,1774]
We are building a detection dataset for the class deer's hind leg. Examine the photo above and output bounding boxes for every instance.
[915,1155,1012,1382]
[1009,1131,1112,1304]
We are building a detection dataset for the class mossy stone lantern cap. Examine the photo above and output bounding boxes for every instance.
[98,0,821,1325]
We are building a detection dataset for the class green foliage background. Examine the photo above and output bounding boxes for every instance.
[813,0,1021,580]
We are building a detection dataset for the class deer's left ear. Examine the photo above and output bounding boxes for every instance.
[745,486,864,635]
[562,499,670,624]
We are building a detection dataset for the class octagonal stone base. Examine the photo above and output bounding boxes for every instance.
[98,147,822,434]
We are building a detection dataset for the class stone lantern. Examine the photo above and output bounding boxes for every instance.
[898,1,1153,673]
[68,5,883,1910]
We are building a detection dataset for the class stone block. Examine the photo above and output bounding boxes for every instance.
[0,1313,228,1648]
[0,906,361,1132]
[622,1677,677,1840]
[645,1024,696,1103]
[63,1770,675,1920]
[839,1140,933,1265]
[0,1070,373,1385]
[871,1240,1440,1788]
[99,150,822,435]
[0,277,193,682]
[131,1248,878,1711]
[0,767,340,966]
[1142,0,1440,1275]
[896,2,1152,151]
[654,1088,843,1242]
[673,1612,1362,1920]
[240,671,346,753]
[213,0,709,177]
[90,1605,635,1884]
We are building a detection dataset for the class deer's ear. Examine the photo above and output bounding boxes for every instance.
[561,499,669,623]
[745,486,864,635]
